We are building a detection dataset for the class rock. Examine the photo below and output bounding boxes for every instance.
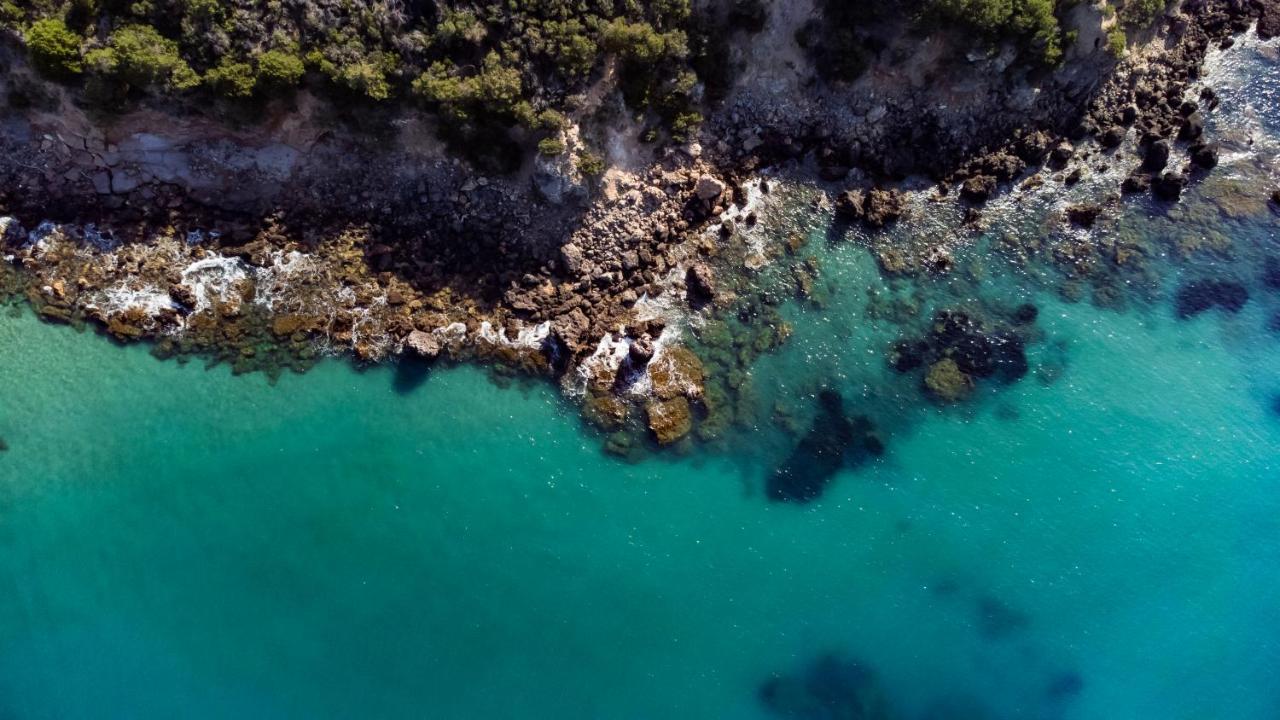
[584,393,628,431]
[960,175,997,204]
[685,263,716,303]
[834,189,866,221]
[1049,141,1075,166]
[532,148,587,204]
[1153,171,1187,201]
[646,396,692,445]
[1065,203,1102,228]
[1012,303,1039,325]
[0,216,25,245]
[1121,171,1152,194]
[167,283,198,308]
[628,334,655,365]
[560,243,585,275]
[1143,139,1171,172]
[648,345,705,400]
[1189,141,1219,169]
[0,436,7,452]
[1174,280,1248,319]
[405,329,442,358]
[1016,130,1052,163]
[863,188,905,226]
[1178,112,1205,141]
[1099,125,1125,148]
[924,358,974,402]
[1261,7,1280,39]
[695,174,726,201]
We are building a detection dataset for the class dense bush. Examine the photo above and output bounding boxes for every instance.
[26,18,83,77]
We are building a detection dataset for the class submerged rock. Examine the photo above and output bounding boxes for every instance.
[0,436,7,452]
[767,390,882,503]
[1153,171,1187,201]
[924,358,974,403]
[760,654,894,720]
[1174,280,1249,319]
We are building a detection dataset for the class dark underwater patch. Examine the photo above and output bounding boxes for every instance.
[760,653,894,719]
[1174,280,1249,319]
[889,309,1035,403]
[766,390,883,503]
[391,356,433,395]
[976,596,1030,640]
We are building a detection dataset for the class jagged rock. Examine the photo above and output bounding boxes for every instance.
[834,189,866,221]
[648,345,705,401]
[1261,7,1280,39]
[646,396,692,445]
[1050,141,1075,166]
[1143,140,1171,171]
[1016,130,1052,163]
[628,334,655,365]
[1099,125,1125,148]
[685,263,716,303]
[405,329,441,358]
[167,283,198,308]
[863,188,905,227]
[560,243,585,275]
[695,175,726,201]
[1153,171,1187,200]
[924,358,974,402]
[1065,203,1102,228]
[1122,171,1152,194]
[960,175,997,203]
[1189,141,1219,169]
[0,216,25,245]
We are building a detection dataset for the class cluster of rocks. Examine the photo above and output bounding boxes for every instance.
[766,390,883,503]
[889,307,1036,403]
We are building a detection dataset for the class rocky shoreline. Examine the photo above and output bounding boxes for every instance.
[2,0,1276,451]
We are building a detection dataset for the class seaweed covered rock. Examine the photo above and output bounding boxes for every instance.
[646,396,692,445]
[924,358,973,402]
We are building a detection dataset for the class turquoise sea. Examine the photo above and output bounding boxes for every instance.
[2,33,1280,720]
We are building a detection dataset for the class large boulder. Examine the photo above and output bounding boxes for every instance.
[863,188,905,227]
[404,329,441,359]
[960,175,997,204]
[1153,171,1187,201]
[685,263,716,303]
[695,174,726,201]
[834,189,866,221]
[1143,139,1171,172]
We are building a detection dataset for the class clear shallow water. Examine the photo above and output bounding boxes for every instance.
[3,33,1280,720]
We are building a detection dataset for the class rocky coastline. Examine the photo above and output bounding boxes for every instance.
[2,0,1276,451]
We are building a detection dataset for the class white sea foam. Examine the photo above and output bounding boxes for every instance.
[180,255,251,313]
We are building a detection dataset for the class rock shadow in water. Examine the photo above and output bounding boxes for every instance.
[392,356,433,395]
[766,390,884,503]
[760,653,896,720]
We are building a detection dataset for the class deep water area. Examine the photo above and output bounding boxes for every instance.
[1,30,1280,720]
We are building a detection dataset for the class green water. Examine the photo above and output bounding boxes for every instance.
[2,273,1279,719]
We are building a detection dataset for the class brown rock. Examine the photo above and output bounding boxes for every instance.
[646,396,692,445]
[924,358,974,402]
[405,329,441,359]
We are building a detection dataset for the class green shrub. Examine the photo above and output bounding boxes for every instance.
[256,49,306,88]
[26,18,83,78]
[1118,0,1166,27]
[86,24,199,92]
[537,137,566,156]
[1106,26,1127,57]
[576,149,605,176]
[205,58,256,98]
